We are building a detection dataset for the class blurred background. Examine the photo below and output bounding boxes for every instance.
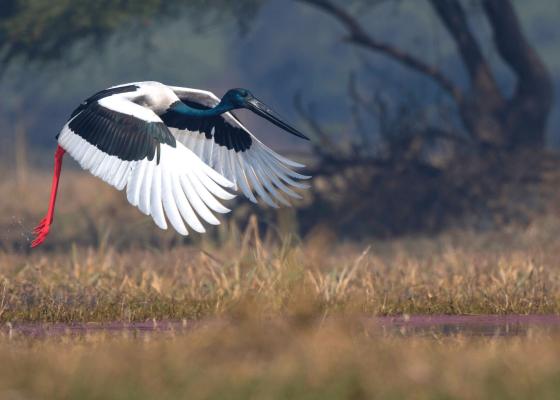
[1,0,559,250]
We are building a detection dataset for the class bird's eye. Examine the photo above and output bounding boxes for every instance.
[239,90,248,97]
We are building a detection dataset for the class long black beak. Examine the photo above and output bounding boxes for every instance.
[245,98,309,140]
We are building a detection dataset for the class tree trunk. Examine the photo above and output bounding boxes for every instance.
[483,0,553,149]
[431,0,553,150]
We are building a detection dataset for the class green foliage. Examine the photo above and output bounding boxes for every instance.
[0,0,263,64]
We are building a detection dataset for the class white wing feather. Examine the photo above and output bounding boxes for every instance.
[168,86,310,207]
[58,93,235,236]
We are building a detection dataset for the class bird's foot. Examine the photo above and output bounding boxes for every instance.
[33,216,48,234]
[31,216,51,248]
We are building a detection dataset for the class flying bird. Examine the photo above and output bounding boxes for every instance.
[31,81,310,247]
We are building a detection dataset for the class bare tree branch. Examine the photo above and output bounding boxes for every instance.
[297,0,552,150]
[296,0,464,102]
[294,91,338,157]
[347,73,377,151]
[428,0,501,104]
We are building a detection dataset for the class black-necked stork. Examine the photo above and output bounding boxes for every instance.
[31,81,310,247]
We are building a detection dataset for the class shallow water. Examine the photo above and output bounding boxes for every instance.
[373,315,560,337]
[2,315,560,339]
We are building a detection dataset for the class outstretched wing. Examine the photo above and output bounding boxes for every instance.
[165,86,310,208]
[58,89,235,235]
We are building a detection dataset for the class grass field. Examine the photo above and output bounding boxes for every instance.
[1,168,557,323]
[2,226,560,322]
[2,169,560,398]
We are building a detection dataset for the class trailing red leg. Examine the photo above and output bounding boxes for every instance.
[31,145,66,248]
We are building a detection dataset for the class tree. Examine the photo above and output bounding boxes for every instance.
[287,0,556,236]
[0,0,262,65]
[296,0,553,150]
[2,0,552,152]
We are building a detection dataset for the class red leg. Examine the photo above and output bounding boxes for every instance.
[31,145,66,248]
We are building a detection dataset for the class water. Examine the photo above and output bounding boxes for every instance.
[373,315,560,337]
[3,315,560,339]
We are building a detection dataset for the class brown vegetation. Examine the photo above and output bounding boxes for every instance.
[2,168,560,322]
[2,168,560,398]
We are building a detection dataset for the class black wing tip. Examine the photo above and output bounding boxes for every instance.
[68,102,174,162]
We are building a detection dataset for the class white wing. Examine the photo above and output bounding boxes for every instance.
[58,92,235,235]
[167,86,310,208]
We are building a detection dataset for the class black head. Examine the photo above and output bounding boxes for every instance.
[220,88,309,141]
[221,88,254,108]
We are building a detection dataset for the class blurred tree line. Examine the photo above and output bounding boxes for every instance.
[0,0,262,64]
[1,0,557,237]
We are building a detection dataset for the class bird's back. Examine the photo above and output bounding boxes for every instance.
[70,81,180,120]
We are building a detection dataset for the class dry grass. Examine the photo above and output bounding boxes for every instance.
[1,215,560,322]
[3,168,560,398]
[1,168,560,322]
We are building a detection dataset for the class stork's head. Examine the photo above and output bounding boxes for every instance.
[220,88,309,140]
